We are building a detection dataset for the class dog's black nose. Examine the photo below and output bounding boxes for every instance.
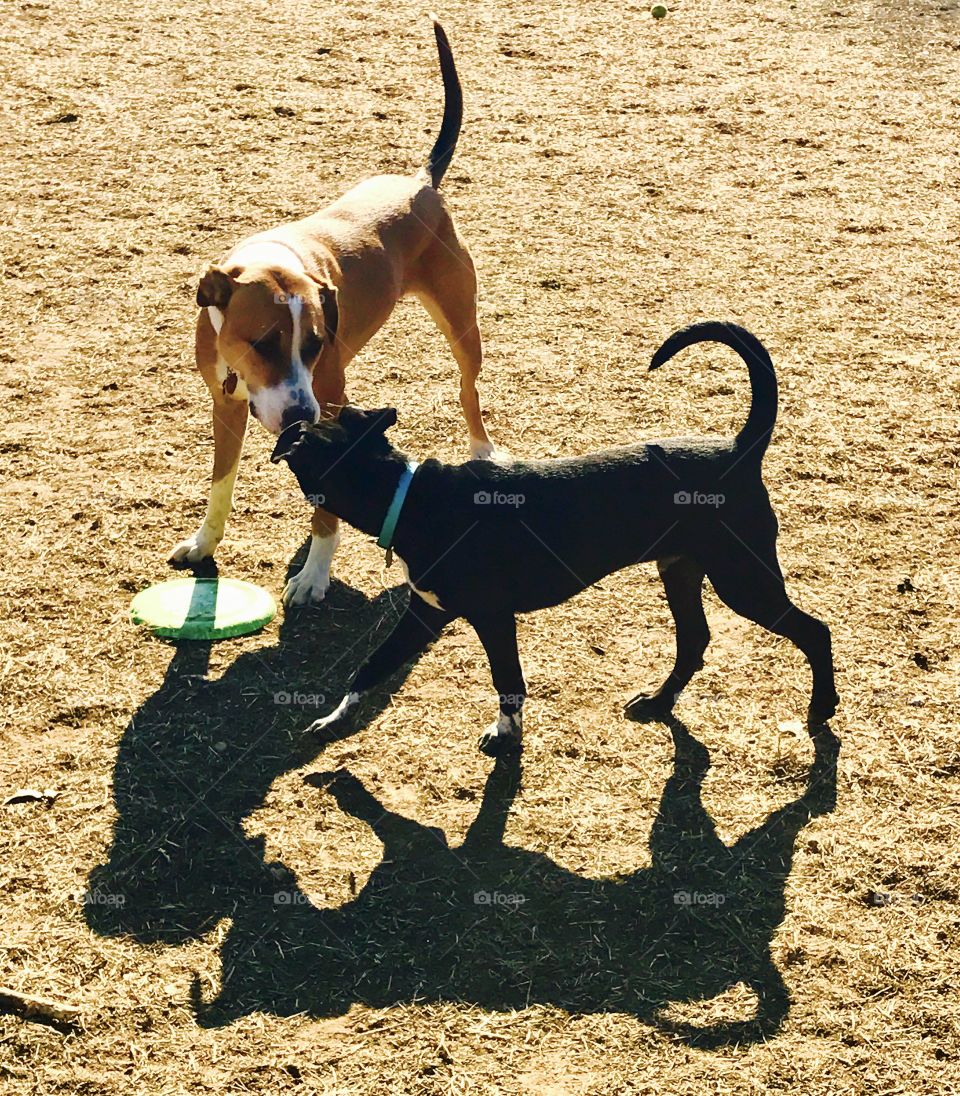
[280,406,314,432]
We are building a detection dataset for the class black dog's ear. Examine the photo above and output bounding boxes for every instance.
[370,406,398,433]
[339,405,398,435]
[270,421,309,464]
[336,405,366,430]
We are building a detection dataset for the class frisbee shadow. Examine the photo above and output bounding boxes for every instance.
[85,573,425,944]
[190,718,838,1048]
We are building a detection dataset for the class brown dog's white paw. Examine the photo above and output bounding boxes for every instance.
[283,531,339,607]
[283,567,331,607]
[478,711,523,757]
[469,437,494,460]
[470,439,512,464]
[169,526,220,564]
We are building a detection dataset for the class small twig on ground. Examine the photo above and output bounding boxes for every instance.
[0,987,81,1028]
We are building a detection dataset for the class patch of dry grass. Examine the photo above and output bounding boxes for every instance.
[1,0,959,1092]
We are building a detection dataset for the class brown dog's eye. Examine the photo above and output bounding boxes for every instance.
[251,332,280,355]
[301,333,323,360]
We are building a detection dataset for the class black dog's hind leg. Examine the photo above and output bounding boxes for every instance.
[307,595,453,737]
[626,556,710,721]
[706,542,838,726]
[468,613,526,758]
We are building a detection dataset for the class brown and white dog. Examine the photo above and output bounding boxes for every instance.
[170,19,495,605]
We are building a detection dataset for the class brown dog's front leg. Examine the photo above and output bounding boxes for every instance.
[283,370,347,606]
[283,506,341,607]
[170,395,248,563]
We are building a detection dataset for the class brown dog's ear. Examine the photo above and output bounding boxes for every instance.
[318,284,339,345]
[197,265,235,309]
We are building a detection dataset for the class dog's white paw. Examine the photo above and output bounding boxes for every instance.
[307,692,360,737]
[478,711,523,757]
[471,442,512,465]
[470,438,512,463]
[470,438,496,460]
[283,566,331,607]
[169,526,221,564]
[283,531,339,608]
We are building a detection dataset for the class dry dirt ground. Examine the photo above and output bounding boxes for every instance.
[1,0,959,1092]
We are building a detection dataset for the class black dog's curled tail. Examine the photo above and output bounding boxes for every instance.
[649,321,779,461]
[423,16,463,188]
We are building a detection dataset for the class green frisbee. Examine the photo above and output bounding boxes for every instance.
[130,577,276,640]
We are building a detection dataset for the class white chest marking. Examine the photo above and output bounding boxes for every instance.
[395,554,444,610]
[207,306,224,335]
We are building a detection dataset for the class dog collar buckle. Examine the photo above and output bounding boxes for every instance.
[376,461,419,560]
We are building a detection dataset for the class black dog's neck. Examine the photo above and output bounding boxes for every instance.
[320,448,414,540]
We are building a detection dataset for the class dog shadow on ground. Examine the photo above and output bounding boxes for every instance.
[87,583,839,1048]
[86,565,418,942]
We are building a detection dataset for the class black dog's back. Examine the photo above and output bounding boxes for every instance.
[402,431,766,616]
[272,321,837,750]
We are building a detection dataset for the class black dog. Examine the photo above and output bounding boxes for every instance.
[272,322,838,756]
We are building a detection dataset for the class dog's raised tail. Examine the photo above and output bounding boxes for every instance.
[649,321,778,459]
[422,16,462,188]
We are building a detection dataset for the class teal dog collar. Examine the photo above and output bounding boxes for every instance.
[376,461,419,556]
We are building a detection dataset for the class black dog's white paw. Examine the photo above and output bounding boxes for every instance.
[624,690,676,722]
[306,692,360,738]
[478,712,523,758]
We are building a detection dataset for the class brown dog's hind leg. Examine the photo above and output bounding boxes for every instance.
[412,221,495,458]
[625,556,710,721]
[705,541,838,726]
